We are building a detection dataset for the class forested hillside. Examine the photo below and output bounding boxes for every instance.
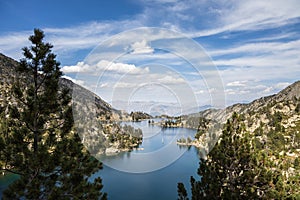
[178,81,300,199]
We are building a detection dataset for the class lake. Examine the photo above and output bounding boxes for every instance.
[94,120,200,200]
[0,120,201,199]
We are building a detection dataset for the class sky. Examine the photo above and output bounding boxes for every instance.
[1,0,300,114]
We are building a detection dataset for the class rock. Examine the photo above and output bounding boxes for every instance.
[105,147,120,155]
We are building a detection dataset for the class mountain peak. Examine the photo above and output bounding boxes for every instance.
[276,80,300,101]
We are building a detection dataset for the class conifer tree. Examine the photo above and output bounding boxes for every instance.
[183,113,272,199]
[0,29,107,199]
[177,182,189,200]
[184,111,300,199]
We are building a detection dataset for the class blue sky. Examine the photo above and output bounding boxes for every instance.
[1,0,300,113]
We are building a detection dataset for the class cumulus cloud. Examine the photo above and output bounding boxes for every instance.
[129,39,154,54]
[62,60,149,75]
[61,75,85,86]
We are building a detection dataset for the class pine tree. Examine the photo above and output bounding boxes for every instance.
[0,29,107,199]
[183,113,273,199]
[199,112,300,199]
[177,182,189,200]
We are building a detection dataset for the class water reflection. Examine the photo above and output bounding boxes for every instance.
[99,120,197,173]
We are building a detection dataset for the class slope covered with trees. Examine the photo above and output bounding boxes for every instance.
[0,29,107,199]
[178,81,300,199]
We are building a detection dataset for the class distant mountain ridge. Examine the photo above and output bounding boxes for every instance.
[187,80,300,125]
[112,100,212,116]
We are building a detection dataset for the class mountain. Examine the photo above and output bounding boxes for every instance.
[0,53,122,118]
[0,53,141,155]
[112,100,212,116]
[178,81,300,199]
[185,80,300,125]
[181,79,300,160]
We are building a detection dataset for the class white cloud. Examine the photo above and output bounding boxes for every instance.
[225,88,236,95]
[0,31,31,59]
[275,82,290,90]
[262,86,273,94]
[99,83,109,88]
[0,20,145,59]
[62,60,149,75]
[158,75,185,84]
[186,0,300,37]
[0,0,299,108]
[62,62,86,73]
[97,60,150,74]
[222,1,300,29]
[210,40,300,57]
[195,90,205,94]
[259,82,292,94]
[129,39,154,54]
[61,75,85,86]
[213,50,300,69]
[248,32,298,42]
[226,81,247,87]
[1,0,299,60]
[114,82,137,88]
